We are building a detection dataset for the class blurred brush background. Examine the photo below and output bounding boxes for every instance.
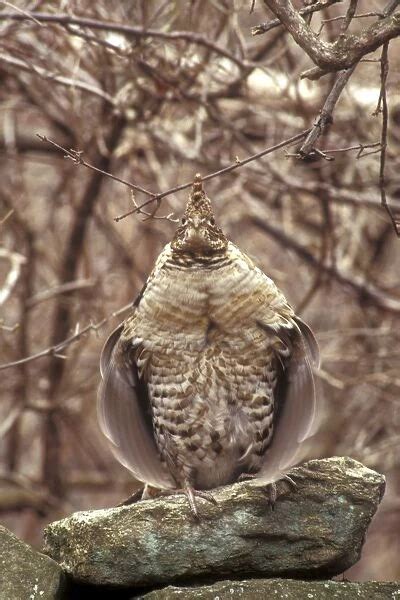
[0,0,399,581]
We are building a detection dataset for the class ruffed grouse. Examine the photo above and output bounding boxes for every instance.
[98,174,319,516]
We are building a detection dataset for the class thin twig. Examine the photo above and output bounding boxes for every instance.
[26,278,96,308]
[0,11,248,70]
[298,66,357,158]
[251,215,400,314]
[341,0,359,31]
[0,319,19,332]
[115,129,312,221]
[263,0,400,79]
[0,54,116,105]
[129,191,178,223]
[252,0,343,35]
[303,0,400,78]
[64,24,128,54]
[264,166,400,212]
[294,142,381,158]
[0,0,43,26]
[318,12,384,35]
[0,248,26,306]
[36,134,154,197]
[0,406,23,438]
[0,209,14,225]
[0,303,132,371]
[37,129,311,221]
[376,42,400,236]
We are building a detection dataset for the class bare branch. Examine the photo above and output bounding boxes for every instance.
[38,129,311,222]
[298,65,357,158]
[0,55,116,105]
[0,303,131,371]
[0,406,23,438]
[266,169,400,213]
[286,142,382,158]
[0,0,43,26]
[252,0,343,35]
[262,0,400,77]
[0,320,19,332]
[251,216,400,315]
[317,13,385,36]
[376,43,400,236]
[36,134,153,197]
[26,278,96,308]
[0,209,14,225]
[115,129,312,221]
[0,248,26,306]
[129,191,178,223]
[0,11,249,70]
[341,0,359,32]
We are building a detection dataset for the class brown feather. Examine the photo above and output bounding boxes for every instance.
[98,325,175,489]
[257,329,317,484]
[294,316,320,368]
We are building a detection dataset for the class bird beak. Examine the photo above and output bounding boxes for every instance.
[184,216,206,248]
[191,215,201,229]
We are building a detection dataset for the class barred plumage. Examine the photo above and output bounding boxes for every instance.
[98,174,319,514]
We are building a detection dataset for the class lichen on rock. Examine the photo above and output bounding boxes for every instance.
[139,578,400,600]
[43,456,385,589]
[0,525,66,600]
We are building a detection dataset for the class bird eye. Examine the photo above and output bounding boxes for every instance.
[209,217,215,226]
[181,217,187,225]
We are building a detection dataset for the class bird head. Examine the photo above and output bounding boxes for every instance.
[171,174,228,254]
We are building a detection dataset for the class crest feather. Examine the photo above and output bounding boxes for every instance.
[185,174,213,218]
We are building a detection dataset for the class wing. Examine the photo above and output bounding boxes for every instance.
[97,324,175,490]
[294,316,320,368]
[256,320,319,484]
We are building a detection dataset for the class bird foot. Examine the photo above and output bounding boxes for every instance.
[116,484,216,519]
[173,487,217,519]
[133,485,217,519]
[237,472,257,482]
[238,477,279,509]
[261,474,297,510]
[262,482,278,508]
[238,473,297,509]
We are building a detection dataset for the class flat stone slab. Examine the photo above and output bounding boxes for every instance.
[0,525,66,600]
[43,457,385,589]
[139,578,400,600]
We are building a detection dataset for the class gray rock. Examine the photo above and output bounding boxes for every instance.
[139,578,400,600]
[43,457,385,589]
[0,525,67,600]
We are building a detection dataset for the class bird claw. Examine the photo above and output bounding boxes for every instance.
[133,485,217,519]
[117,486,217,520]
[261,474,297,510]
[237,472,256,482]
[281,474,297,490]
[262,482,278,509]
[178,487,217,519]
[239,473,297,510]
